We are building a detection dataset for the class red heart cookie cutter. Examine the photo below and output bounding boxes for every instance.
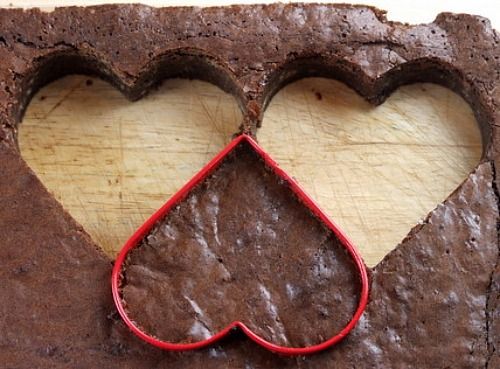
[111,134,369,356]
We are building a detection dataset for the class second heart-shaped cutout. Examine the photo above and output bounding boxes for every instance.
[259,78,482,266]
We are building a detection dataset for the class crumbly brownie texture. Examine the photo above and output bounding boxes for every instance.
[0,3,498,368]
[121,141,360,348]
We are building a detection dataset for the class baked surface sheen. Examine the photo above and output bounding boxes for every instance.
[0,3,498,368]
[121,141,361,348]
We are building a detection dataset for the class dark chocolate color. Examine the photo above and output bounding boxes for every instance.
[122,141,360,347]
[0,3,498,368]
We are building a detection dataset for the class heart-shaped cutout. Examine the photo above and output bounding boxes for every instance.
[19,75,242,256]
[259,78,482,266]
[112,134,369,355]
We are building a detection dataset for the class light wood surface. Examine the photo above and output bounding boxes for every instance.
[13,1,488,267]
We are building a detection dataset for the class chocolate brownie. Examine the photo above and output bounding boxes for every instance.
[0,3,498,368]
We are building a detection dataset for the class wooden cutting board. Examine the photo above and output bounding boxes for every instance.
[10,1,493,267]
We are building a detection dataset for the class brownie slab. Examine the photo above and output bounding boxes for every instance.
[0,3,498,368]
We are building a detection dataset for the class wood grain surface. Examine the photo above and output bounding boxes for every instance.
[11,1,488,267]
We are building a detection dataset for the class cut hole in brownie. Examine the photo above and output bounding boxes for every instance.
[19,76,242,255]
[259,78,482,266]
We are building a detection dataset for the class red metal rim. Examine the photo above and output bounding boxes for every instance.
[111,134,369,356]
